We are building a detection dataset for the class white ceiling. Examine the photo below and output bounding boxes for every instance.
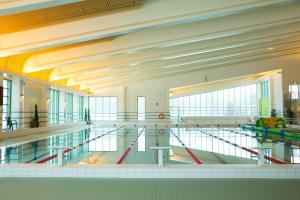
[1,0,300,94]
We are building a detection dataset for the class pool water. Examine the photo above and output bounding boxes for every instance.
[0,126,299,164]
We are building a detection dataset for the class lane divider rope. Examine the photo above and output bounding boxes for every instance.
[36,125,126,164]
[116,126,146,164]
[220,127,300,149]
[196,128,286,164]
[169,127,202,164]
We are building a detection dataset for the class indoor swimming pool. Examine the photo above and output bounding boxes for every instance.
[0,126,299,165]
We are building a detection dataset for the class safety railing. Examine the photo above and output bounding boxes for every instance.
[89,112,171,121]
[1,111,85,132]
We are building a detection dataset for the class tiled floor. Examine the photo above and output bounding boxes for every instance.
[0,178,299,200]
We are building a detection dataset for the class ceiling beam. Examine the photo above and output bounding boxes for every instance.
[65,40,300,87]
[0,0,293,57]
[50,28,300,82]
[85,47,300,91]
[0,0,83,16]
[21,3,300,74]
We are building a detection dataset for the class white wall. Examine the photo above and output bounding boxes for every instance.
[0,74,89,130]
[23,81,48,128]
[2,52,300,125]
[270,73,283,114]
[93,52,300,121]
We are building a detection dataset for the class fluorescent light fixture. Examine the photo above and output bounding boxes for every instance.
[68,76,113,86]
[165,53,243,69]
[265,38,275,42]
[129,62,139,66]
[159,32,239,48]
[126,49,138,54]
[82,76,113,83]
[83,67,112,76]
[268,47,275,51]
[161,44,246,60]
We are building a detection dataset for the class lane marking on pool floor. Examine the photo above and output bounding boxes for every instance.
[197,128,286,164]
[169,127,202,164]
[36,125,126,164]
[116,126,146,164]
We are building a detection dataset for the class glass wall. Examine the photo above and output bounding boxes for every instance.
[2,79,12,130]
[289,83,299,100]
[292,149,300,163]
[66,93,73,123]
[48,89,59,124]
[88,97,117,120]
[79,96,84,121]
[170,83,258,118]
[137,96,146,120]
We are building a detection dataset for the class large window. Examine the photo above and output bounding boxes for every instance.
[48,89,59,124]
[137,96,146,120]
[2,79,12,130]
[88,97,117,120]
[289,83,299,100]
[292,149,300,163]
[66,93,73,123]
[79,96,84,121]
[170,83,258,117]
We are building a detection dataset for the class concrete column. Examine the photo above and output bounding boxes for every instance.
[272,73,283,115]
[119,86,126,121]
[0,74,3,129]
[40,85,49,126]
[20,80,25,129]
[11,76,21,128]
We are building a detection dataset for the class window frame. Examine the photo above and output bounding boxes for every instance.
[137,96,146,121]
